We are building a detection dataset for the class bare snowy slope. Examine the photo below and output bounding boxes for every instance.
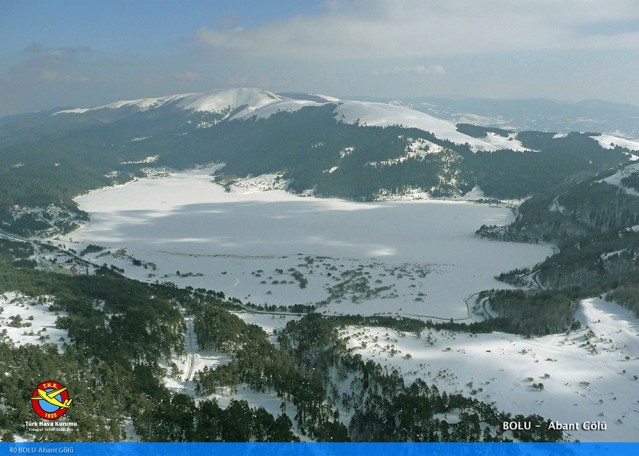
[598,163,639,196]
[177,88,282,113]
[334,101,531,152]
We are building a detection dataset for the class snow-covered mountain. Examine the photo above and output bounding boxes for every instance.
[332,100,529,152]
[2,86,638,225]
[53,88,300,117]
[52,88,319,115]
[50,88,530,152]
[50,88,639,156]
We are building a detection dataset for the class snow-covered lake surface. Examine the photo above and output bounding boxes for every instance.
[66,168,553,319]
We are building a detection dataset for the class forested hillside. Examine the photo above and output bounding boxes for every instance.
[479,161,639,322]
[1,99,632,236]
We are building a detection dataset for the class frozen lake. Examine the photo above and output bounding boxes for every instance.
[68,169,554,319]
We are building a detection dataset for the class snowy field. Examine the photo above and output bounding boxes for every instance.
[0,292,68,348]
[64,168,552,320]
[341,298,639,442]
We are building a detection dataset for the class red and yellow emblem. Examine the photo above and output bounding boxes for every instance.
[31,381,72,420]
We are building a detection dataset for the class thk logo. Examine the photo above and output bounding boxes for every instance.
[30,381,72,420]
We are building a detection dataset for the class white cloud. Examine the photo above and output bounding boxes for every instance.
[196,0,639,60]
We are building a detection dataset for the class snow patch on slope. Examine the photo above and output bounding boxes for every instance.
[228,173,289,193]
[53,94,194,115]
[312,93,340,102]
[593,134,639,152]
[463,185,487,200]
[334,101,527,152]
[549,196,566,214]
[597,163,639,196]
[178,88,281,113]
[406,137,444,155]
[372,137,447,168]
[121,155,158,165]
[232,99,323,120]
[0,292,68,348]
[484,132,531,152]
[374,187,432,201]
[339,147,355,158]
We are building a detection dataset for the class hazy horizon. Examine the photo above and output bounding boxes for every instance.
[1,0,638,117]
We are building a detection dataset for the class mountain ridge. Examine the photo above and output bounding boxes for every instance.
[1,87,638,240]
[45,87,639,154]
[48,87,504,151]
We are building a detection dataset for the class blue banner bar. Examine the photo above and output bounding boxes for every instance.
[1,443,638,456]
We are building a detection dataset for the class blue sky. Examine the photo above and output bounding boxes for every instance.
[1,0,638,117]
[1,1,324,54]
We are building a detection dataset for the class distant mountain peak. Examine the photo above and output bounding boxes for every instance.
[52,93,195,115]
[176,87,283,113]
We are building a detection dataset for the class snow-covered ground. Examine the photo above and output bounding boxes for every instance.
[63,167,552,320]
[53,93,195,115]
[341,297,639,442]
[163,317,231,393]
[597,163,639,197]
[0,292,68,348]
[334,101,529,152]
[235,312,301,342]
[463,185,489,201]
[163,312,299,392]
[162,314,305,439]
[367,137,447,169]
[549,196,566,214]
[593,134,639,152]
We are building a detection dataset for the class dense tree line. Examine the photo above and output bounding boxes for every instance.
[484,290,575,336]
[608,282,639,317]
[456,124,512,139]
[193,305,348,441]
[479,162,639,317]
[134,395,298,442]
[465,133,628,200]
